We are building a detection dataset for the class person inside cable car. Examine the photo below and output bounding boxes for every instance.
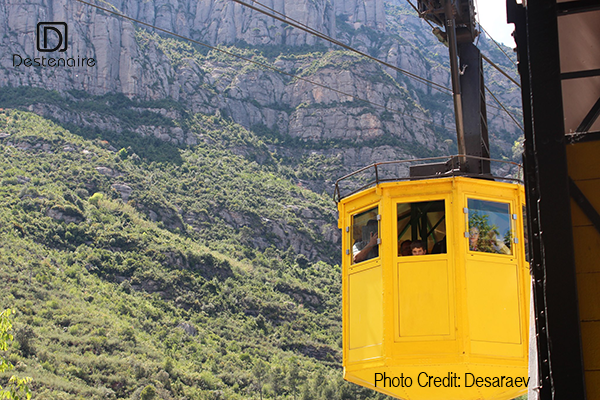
[353,219,379,263]
[410,240,427,256]
[399,239,412,256]
[431,236,447,254]
[470,226,511,254]
[469,226,480,251]
[397,199,447,257]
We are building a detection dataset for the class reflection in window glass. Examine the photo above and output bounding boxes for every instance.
[467,199,512,255]
[351,207,379,264]
[396,200,446,256]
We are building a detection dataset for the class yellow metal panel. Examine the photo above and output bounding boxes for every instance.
[576,272,600,321]
[383,179,455,201]
[348,265,383,361]
[585,371,600,400]
[380,191,396,362]
[581,320,600,371]
[337,201,345,229]
[397,259,452,337]
[567,140,600,180]
[573,225,600,273]
[342,187,381,212]
[348,342,383,363]
[570,178,600,227]
[391,340,460,361]
[470,340,524,359]
[465,260,522,346]
[458,179,521,202]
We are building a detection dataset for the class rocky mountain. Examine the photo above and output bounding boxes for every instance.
[1,0,522,189]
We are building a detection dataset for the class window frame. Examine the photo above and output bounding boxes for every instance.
[350,205,381,266]
[395,198,448,257]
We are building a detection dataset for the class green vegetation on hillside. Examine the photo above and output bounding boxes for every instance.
[0,109,388,399]
[0,309,31,400]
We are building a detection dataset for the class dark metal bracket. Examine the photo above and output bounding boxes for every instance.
[576,96,600,133]
[561,68,600,80]
[569,177,600,235]
[557,0,600,15]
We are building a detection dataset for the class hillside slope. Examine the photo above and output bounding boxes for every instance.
[0,109,389,399]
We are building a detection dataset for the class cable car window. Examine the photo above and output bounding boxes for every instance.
[351,207,379,264]
[467,199,512,255]
[396,200,446,256]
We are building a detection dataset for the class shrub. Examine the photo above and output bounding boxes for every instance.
[89,192,104,206]
[140,384,157,400]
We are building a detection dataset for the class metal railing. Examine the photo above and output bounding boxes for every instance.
[334,155,523,202]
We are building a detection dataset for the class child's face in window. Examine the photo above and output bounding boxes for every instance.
[412,247,425,256]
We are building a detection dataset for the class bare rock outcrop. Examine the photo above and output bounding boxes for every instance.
[1,0,522,224]
[111,183,133,202]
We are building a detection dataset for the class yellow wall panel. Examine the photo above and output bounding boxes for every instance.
[567,140,600,180]
[585,371,600,400]
[581,321,600,371]
[465,261,521,345]
[470,341,524,359]
[573,225,600,273]
[349,266,383,352]
[348,343,383,363]
[397,260,452,337]
[576,272,600,321]
[570,178,600,227]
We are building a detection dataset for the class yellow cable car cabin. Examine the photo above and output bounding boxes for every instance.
[336,159,530,400]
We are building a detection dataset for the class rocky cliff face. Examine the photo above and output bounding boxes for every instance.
[0,0,385,93]
[0,0,522,211]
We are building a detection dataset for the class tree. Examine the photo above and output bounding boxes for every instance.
[0,309,32,400]
[252,359,268,400]
[117,147,128,160]
[140,385,157,400]
[286,358,301,400]
[14,327,34,358]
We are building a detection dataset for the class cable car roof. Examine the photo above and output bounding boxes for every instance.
[334,155,523,202]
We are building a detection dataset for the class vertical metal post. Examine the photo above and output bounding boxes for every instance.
[458,42,490,174]
[508,0,586,398]
[412,0,489,177]
[444,0,467,160]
